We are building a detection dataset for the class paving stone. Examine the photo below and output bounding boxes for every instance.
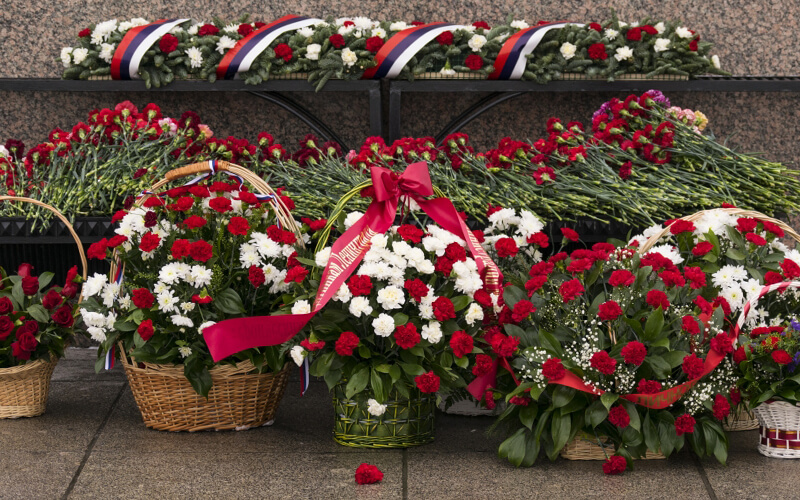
[52,347,126,382]
[0,451,83,499]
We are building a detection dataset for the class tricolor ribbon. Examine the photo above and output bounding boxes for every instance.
[217,15,322,80]
[489,22,582,80]
[362,23,464,79]
[110,19,189,79]
[732,281,800,342]
[203,161,503,361]
[300,357,310,396]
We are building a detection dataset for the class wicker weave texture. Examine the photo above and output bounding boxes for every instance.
[332,383,435,448]
[439,398,503,416]
[0,358,58,419]
[560,434,666,460]
[121,349,290,432]
[754,402,800,458]
[723,404,760,431]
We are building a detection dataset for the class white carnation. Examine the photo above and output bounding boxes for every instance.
[488,208,520,231]
[421,321,443,343]
[80,309,107,328]
[334,284,353,303]
[377,286,405,310]
[315,247,332,267]
[83,274,108,298]
[298,26,314,38]
[510,20,529,30]
[675,26,693,39]
[349,296,374,318]
[305,43,322,61]
[422,236,447,256]
[468,34,487,52]
[290,345,306,366]
[341,47,358,67]
[344,211,363,229]
[60,47,73,67]
[367,398,387,416]
[98,43,116,63]
[87,327,107,342]
[649,244,684,265]
[655,22,666,34]
[654,38,670,53]
[440,68,456,76]
[72,48,89,64]
[711,55,720,69]
[291,300,311,315]
[614,46,634,62]
[465,302,484,326]
[560,42,577,60]
[389,21,408,31]
[353,17,373,30]
[372,313,395,337]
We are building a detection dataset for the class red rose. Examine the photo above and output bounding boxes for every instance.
[626,27,642,41]
[642,25,658,35]
[183,215,207,229]
[560,227,579,242]
[590,350,617,375]
[436,31,454,45]
[558,279,584,303]
[449,330,473,357]
[682,353,705,379]
[542,358,566,380]
[432,297,456,321]
[274,43,293,62]
[511,300,535,323]
[354,463,383,485]
[0,316,13,340]
[17,321,39,348]
[171,239,191,260]
[710,333,733,355]
[329,34,345,48]
[284,266,309,284]
[137,319,155,341]
[0,296,12,315]
[300,339,326,351]
[198,24,219,36]
[159,34,179,54]
[52,304,74,328]
[238,24,254,37]
[637,379,662,394]
[139,232,161,253]
[603,456,627,475]
[403,279,429,302]
[772,349,792,365]
[608,406,630,428]
[597,300,623,322]
[712,394,731,420]
[472,354,494,376]
[588,43,608,60]
[414,371,440,393]
[621,341,646,366]
[669,219,695,234]
[692,241,714,256]
[22,276,39,296]
[347,275,373,296]
[465,54,483,70]
[675,414,696,436]
[395,323,422,350]
[365,36,384,53]
[132,288,155,309]
[227,216,250,236]
[209,197,232,213]
[12,337,35,360]
[87,238,109,260]
[335,331,359,356]
[609,269,635,287]
[189,240,213,262]
[248,266,266,288]
[646,290,670,310]
[746,233,767,246]
[42,289,63,310]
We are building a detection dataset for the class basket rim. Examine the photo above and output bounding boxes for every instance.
[0,356,58,376]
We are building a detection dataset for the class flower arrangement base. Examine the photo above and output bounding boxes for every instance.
[332,384,435,448]
[560,433,665,460]
[754,402,800,458]
[559,73,689,81]
[120,348,290,432]
[0,357,58,419]
[418,72,487,80]
[723,405,760,432]
[438,397,503,416]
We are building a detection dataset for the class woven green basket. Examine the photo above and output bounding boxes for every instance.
[332,382,435,448]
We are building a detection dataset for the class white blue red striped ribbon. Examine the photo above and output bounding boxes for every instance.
[489,22,582,80]
[110,19,189,79]
[300,357,310,396]
[363,23,465,79]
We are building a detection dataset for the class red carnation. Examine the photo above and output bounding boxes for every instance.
[248,266,266,288]
[772,349,792,365]
[491,334,520,357]
[159,34,179,54]
[549,252,568,263]
[712,394,731,420]
[473,21,490,30]
[435,256,454,275]
[42,289,63,310]
[560,227,579,242]
[669,219,695,234]
[274,43,293,62]
[509,395,530,406]
[484,390,496,409]
[132,288,155,309]
[191,294,213,304]
[542,358,566,380]
[609,269,635,287]
[646,290,670,310]
[347,275,373,296]
[329,34,345,48]
[209,197,232,213]
[111,210,127,223]
[558,279,584,303]
[529,261,554,277]
[415,371,440,393]
[284,266,309,284]
[733,346,747,364]
[527,232,549,247]
[432,296,456,321]
[683,266,706,289]
[619,162,632,180]
[335,331,360,356]
[589,22,602,32]
[183,215,207,229]
[637,379,662,394]
[450,330,474,357]
[659,270,686,288]
[567,258,592,274]
[444,242,467,262]
[525,275,547,296]
[171,239,191,260]
[300,339,325,351]
[681,315,700,335]
[465,54,483,70]
[107,235,128,248]
[763,221,785,238]
[354,463,383,485]
[626,27,642,41]
[689,38,698,51]
[226,216,250,236]
[621,341,646,366]
[608,406,630,428]
[189,240,213,262]
[682,353,705,379]
[238,24,253,37]
[781,259,800,279]
[590,350,617,375]
[365,36,384,53]
[710,333,733,355]
[436,31,454,45]
[598,300,623,322]
[603,456,627,475]
[588,43,608,60]
[730,387,742,405]
[746,233,767,246]
[137,319,155,341]
[198,24,219,36]
[87,239,109,260]
[395,323,422,350]
[397,224,423,243]
[511,300,536,323]
[675,414,696,436]
[737,218,758,233]
[765,271,784,285]
[472,354,494,376]
[138,232,161,253]
[404,279,430,302]
[692,241,714,257]
[642,25,658,35]
[79,28,91,37]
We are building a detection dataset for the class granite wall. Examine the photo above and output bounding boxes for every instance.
[1,1,799,163]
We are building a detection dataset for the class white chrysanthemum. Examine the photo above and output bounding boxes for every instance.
[693,209,737,237]
[291,300,311,315]
[60,47,73,67]
[169,24,184,34]
[223,23,239,34]
[560,42,577,60]
[98,43,116,63]
[390,21,408,31]
[785,249,800,268]
[87,326,107,342]
[465,303,484,326]
[741,278,762,300]
[180,302,196,313]
[349,16,370,30]
[104,312,117,329]
[334,284,353,303]
[372,314,395,337]
[517,210,545,238]
[510,20,529,30]
[338,25,355,35]
[100,283,119,308]
[186,47,204,68]
[119,295,132,310]
[468,34,487,52]
[349,296,374,317]
[80,309,107,328]
[367,398,387,416]
[91,19,118,44]
[314,247,332,267]
[83,274,108,298]
[712,266,737,288]
[178,346,192,358]
[655,22,666,34]
[305,43,322,60]
[720,285,745,311]
[250,233,282,258]
[371,27,387,39]
[216,35,236,54]
[711,54,720,69]
[159,263,183,285]
[198,321,216,334]
[72,47,89,64]
[187,24,201,35]
[298,26,314,38]
[190,266,213,288]
[604,29,618,40]
[171,315,194,327]
[614,46,634,62]
[290,345,306,366]
[421,321,443,343]
[675,26,693,39]
[157,291,179,313]
[341,47,358,67]
[654,38,670,53]
[344,211,363,229]
[377,286,405,310]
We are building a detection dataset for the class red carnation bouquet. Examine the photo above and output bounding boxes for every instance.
[78,175,319,396]
[0,263,82,368]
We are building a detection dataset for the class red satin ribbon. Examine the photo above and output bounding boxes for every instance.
[203,161,502,361]
[761,426,800,450]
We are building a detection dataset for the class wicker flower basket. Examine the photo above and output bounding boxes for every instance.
[723,405,760,431]
[0,196,88,418]
[753,401,800,458]
[332,382,435,448]
[561,432,665,460]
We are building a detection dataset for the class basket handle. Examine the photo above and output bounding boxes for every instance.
[0,196,88,284]
[164,160,233,182]
[733,280,800,338]
[639,208,800,255]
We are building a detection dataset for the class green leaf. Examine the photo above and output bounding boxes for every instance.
[552,385,575,408]
[551,411,571,454]
[451,295,470,312]
[455,356,469,369]
[26,304,50,323]
[600,392,619,410]
[38,272,54,290]
[646,356,672,379]
[374,363,391,373]
[358,345,372,358]
[11,281,23,307]
[620,400,641,432]
[643,307,664,341]
[585,399,609,428]
[725,248,746,261]
[185,364,212,398]
[643,412,659,453]
[519,405,538,430]
[503,286,527,309]
[538,331,563,357]
[399,362,425,377]
[498,428,527,466]
[392,312,409,326]
[371,369,387,402]
[214,288,245,315]
[662,350,690,369]
[113,321,138,332]
[345,366,370,398]
[389,364,401,382]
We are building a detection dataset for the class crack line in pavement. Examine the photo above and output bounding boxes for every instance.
[402,448,408,500]
[692,454,719,500]
[61,382,127,500]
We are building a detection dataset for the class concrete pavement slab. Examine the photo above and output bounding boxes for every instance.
[0,451,83,499]
[52,347,126,383]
